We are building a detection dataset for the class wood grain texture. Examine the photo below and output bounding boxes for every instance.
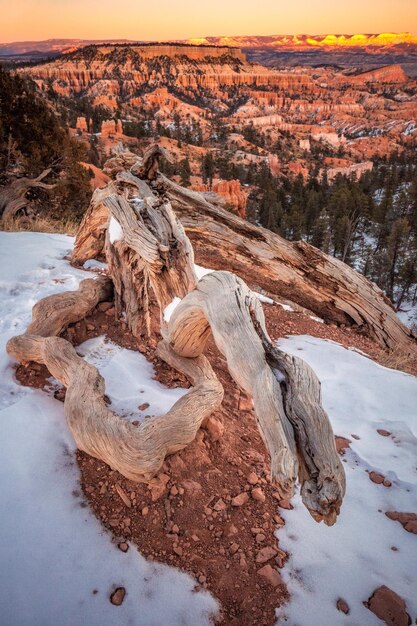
[159,174,415,353]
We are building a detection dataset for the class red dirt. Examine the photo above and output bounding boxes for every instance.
[15,273,387,626]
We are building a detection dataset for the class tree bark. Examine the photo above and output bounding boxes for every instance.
[160,175,415,353]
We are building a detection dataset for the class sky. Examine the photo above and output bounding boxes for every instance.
[1,0,417,43]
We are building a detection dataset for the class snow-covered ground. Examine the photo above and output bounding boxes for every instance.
[0,232,217,626]
[276,335,417,625]
[1,232,416,626]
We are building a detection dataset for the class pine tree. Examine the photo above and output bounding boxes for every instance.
[179,157,192,188]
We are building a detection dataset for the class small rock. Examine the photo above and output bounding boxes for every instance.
[204,416,224,441]
[170,485,178,496]
[141,506,149,516]
[386,511,417,534]
[214,498,227,512]
[335,436,351,455]
[369,471,385,485]
[172,524,180,534]
[366,585,410,626]
[238,393,253,412]
[86,323,95,331]
[105,307,116,317]
[181,480,202,495]
[110,587,126,606]
[247,472,259,485]
[256,533,266,543]
[98,302,113,312]
[173,545,183,556]
[232,492,249,507]
[148,473,170,501]
[377,429,391,437]
[274,514,285,526]
[114,483,132,508]
[256,546,277,564]
[138,402,150,411]
[274,548,287,568]
[198,575,206,584]
[224,523,238,537]
[230,543,240,554]
[336,598,350,614]
[118,542,129,553]
[257,564,283,587]
[251,487,266,502]
[278,499,293,510]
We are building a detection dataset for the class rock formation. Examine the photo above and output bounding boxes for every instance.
[193,179,248,217]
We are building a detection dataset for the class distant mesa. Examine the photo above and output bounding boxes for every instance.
[1,32,417,58]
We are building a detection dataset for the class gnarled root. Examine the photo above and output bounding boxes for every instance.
[7,279,223,482]
[167,271,345,524]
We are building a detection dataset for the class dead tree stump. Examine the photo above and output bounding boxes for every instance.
[8,146,350,524]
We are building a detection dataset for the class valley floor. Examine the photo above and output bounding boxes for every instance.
[0,232,416,625]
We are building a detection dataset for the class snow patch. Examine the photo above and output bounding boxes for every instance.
[109,216,123,244]
[276,335,417,626]
[83,258,108,271]
[163,296,182,322]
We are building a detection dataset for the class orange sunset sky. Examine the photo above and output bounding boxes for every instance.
[1,0,417,43]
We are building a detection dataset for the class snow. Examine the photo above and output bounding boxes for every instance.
[163,296,182,322]
[276,335,417,626]
[194,263,214,280]
[83,258,108,271]
[257,293,275,305]
[108,216,123,244]
[309,315,324,323]
[0,232,218,626]
[397,301,417,331]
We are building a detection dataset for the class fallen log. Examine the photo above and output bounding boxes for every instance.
[72,149,414,354]
[72,157,346,522]
[160,175,415,354]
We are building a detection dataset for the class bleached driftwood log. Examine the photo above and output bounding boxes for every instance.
[167,271,345,524]
[7,277,224,482]
[75,159,345,521]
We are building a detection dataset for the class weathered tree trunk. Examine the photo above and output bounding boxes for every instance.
[0,168,56,221]
[159,175,415,353]
[7,147,349,523]
[72,150,415,354]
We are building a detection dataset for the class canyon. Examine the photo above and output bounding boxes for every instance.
[22,43,416,209]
